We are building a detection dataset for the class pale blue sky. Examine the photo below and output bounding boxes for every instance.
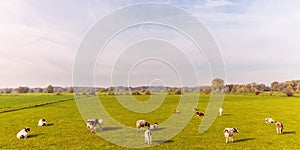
[1,0,300,88]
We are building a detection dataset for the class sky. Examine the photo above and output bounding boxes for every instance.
[1,0,300,88]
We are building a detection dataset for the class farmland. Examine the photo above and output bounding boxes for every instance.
[0,93,299,149]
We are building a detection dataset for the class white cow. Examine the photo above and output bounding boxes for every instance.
[144,128,152,145]
[38,119,47,126]
[265,118,275,123]
[86,119,104,132]
[219,108,223,116]
[223,128,239,143]
[16,127,30,139]
[149,123,159,130]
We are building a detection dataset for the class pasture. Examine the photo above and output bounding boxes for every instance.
[0,93,299,149]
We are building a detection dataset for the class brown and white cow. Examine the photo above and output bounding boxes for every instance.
[276,122,283,134]
[223,128,239,143]
[136,120,150,131]
[195,111,204,116]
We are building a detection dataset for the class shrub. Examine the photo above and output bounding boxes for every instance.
[54,91,61,96]
[203,88,211,94]
[255,91,261,95]
[131,90,141,95]
[285,85,294,97]
[145,89,151,95]
[108,91,115,96]
[174,89,182,95]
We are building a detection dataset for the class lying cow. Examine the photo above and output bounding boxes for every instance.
[38,119,47,126]
[173,109,180,114]
[136,120,150,131]
[149,123,159,130]
[86,119,104,132]
[265,118,275,123]
[276,122,283,134]
[16,127,30,139]
[223,128,239,143]
[195,111,204,116]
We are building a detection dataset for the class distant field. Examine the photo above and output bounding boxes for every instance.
[0,93,73,112]
[0,93,299,149]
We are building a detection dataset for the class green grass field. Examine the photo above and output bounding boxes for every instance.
[0,93,299,149]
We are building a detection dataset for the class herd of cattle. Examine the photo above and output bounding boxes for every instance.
[16,108,285,145]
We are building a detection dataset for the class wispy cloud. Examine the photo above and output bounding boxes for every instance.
[1,0,300,87]
[203,0,237,8]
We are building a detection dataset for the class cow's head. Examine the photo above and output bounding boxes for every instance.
[233,128,239,133]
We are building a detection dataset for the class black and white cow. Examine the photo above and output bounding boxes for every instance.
[223,128,239,143]
[38,119,47,126]
[16,127,30,139]
[86,119,104,132]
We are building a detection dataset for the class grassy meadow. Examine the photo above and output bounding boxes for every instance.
[0,92,299,149]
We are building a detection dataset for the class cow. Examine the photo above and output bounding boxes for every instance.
[86,119,104,132]
[223,128,239,143]
[195,111,204,116]
[38,119,47,126]
[136,120,150,131]
[219,108,223,116]
[16,127,30,139]
[276,122,283,134]
[144,128,152,145]
[265,118,275,123]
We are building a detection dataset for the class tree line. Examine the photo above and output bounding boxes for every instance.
[1,79,300,97]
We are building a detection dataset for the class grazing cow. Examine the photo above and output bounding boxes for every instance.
[144,128,152,145]
[173,109,180,114]
[276,122,283,134]
[136,120,150,131]
[195,111,204,116]
[219,108,223,116]
[149,123,159,130]
[193,106,199,112]
[265,118,275,123]
[86,119,104,132]
[16,127,30,139]
[38,119,47,126]
[223,128,239,143]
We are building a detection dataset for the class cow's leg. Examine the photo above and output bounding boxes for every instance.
[280,128,282,134]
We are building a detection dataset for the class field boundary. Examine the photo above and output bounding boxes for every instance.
[0,98,74,114]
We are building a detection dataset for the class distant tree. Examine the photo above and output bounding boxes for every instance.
[174,89,182,95]
[271,81,279,92]
[45,85,54,93]
[203,88,211,94]
[131,90,141,95]
[225,86,230,93]
[284,85,294,97]
[296,82,300,93]
[88,90,96,96]
[98,88,105,93]
[16,86,30,93]
[211,78,224,93]
[4,88,12,94]
[54,90,62,96]
[68,87,74,93]
[140,89,145,92]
